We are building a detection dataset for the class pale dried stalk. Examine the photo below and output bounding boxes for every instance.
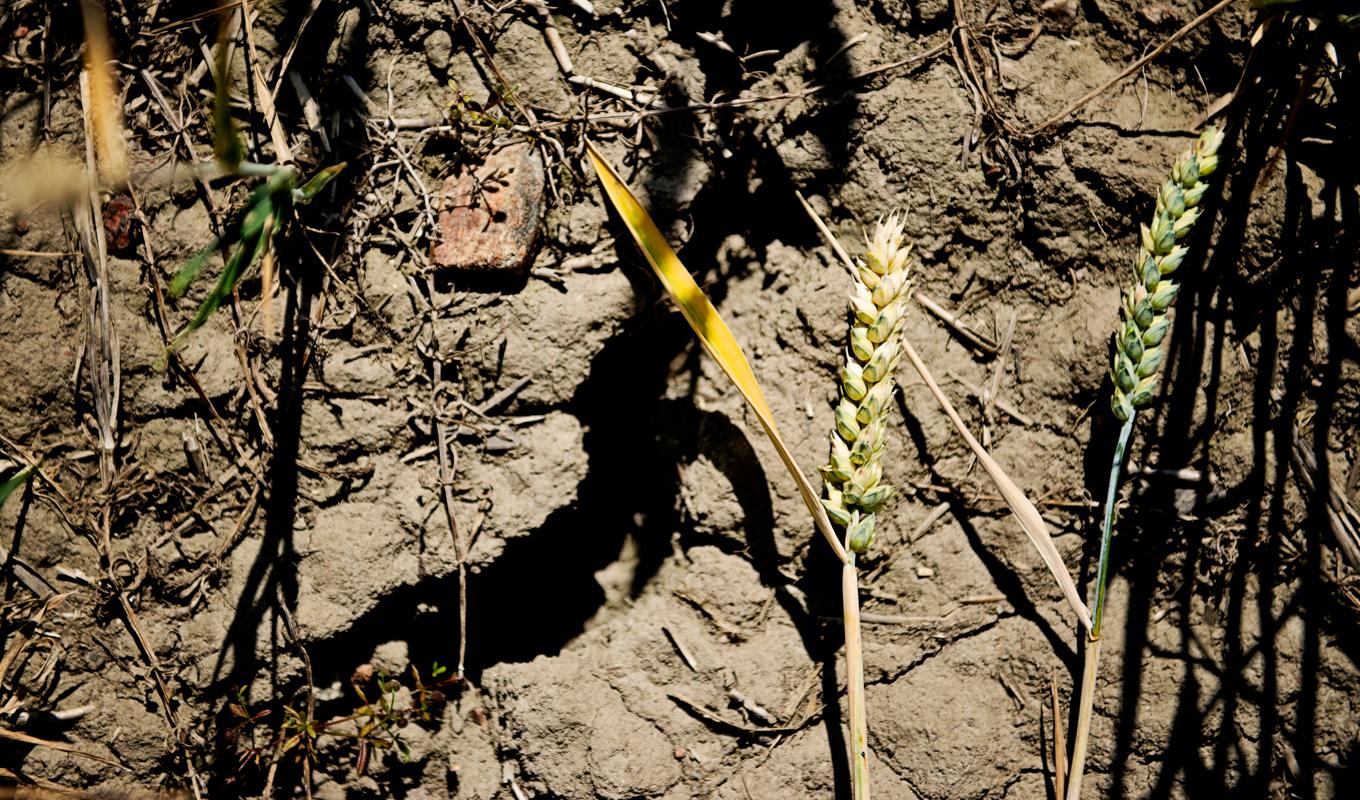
[843,553,869,797]
[77,0,128,186]
[1065,638,1101,800]
[900,337,1094,631]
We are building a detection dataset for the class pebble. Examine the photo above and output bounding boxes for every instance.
[433,143,546,276]
[423,29,453,72]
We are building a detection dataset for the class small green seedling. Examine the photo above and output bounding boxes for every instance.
[0,462,37,512]
[168,41,344,345]
[169,161,343,342]
[226,663,457,785]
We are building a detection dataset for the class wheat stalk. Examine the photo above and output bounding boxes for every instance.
[817,216,913,800]
[1067,125,1224,800]
[821,215,912,553]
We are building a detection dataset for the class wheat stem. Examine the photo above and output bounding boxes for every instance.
[1092,414,1135,638]
[843,551,870,800]
[1064,638,1102,800]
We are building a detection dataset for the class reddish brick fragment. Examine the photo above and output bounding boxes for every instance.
[433,143,545,275]
[102,194,137,253]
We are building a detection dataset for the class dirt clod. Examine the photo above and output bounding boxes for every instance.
[424,29,454,73]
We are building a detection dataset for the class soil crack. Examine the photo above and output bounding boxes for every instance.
[867,612,1008,687]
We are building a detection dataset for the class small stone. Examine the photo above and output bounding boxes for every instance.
[1039,0,1078,19]
[371,640,409,675]
[423,29,453,72]
[485,430,519,454]
[915,564,935,579]
[1137,4,1173,25]
[433,144,546,276]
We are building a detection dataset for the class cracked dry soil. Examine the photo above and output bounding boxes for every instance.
[1,1,1358,799]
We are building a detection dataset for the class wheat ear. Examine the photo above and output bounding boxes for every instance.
[1108,127,1225,424]
[1068,126,1225,800]
[821,215,913,553]
[820,216,912,800]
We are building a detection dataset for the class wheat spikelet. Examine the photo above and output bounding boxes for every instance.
[1110,127,1224,421]
[822,215,913,553]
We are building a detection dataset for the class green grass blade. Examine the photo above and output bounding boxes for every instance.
[0,462,37,511]
[169,236,222,298]
[294,163,346,203]
[170,171,281,298]
[175,210,275,343]
[171,175,284,329]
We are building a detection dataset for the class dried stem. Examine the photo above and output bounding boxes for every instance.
[1029,0,1235,132]
[898,335,1093,630]
[1064,639,1102,800]
[843,552,869,799]
[78,56,205,800]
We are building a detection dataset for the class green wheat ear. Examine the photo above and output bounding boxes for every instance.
[1109,127,1225,421]
[822,215,913,554]
[1068,125,1228,800]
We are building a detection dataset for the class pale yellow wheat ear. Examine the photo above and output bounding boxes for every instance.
[586,142,849,565]
[820,214,912,554]
[78,0,129,187]
[816,213,916,800]
[797,192,1094,632]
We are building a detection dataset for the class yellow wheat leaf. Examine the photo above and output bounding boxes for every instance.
[586,142,848,565]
